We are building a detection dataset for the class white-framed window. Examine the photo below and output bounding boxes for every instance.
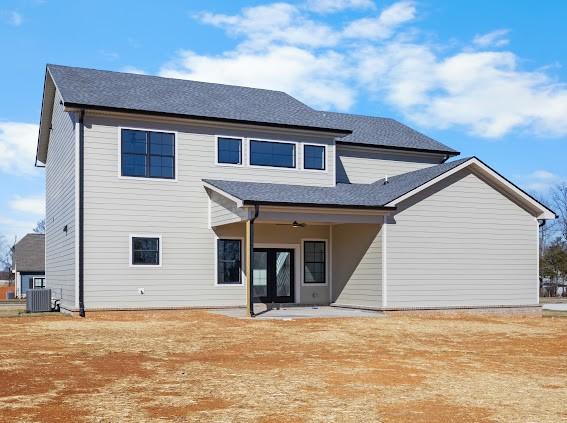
[33,277,45,289]
[303,144,326,171]
[216,136,243,166]
[249,139,296,169]
[119,128,177,180]
[302,239,327,285]
[215,237,244,285]
[129,234,162,267]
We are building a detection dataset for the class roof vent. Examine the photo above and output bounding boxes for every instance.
[383,175,389,185]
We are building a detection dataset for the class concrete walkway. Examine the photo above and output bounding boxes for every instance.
[209,305,384,320]
[542,303,567,311]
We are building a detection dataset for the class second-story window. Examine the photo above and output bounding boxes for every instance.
[121,129,175,179]
[217,137,242,165]
[250,140,295,168]
[304,145,326,170]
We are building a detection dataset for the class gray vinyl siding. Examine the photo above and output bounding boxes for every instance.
[45,89,76,310]
[332,223,382,308]
[82,114,335,309]
[336,146,443,184]
[386,170,539,308]
[209,191,248,227]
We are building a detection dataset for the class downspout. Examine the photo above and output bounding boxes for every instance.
[78,110,85,317]
[248,205,260,318]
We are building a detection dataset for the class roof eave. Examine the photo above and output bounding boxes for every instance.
[242,199,396,211]
[35,68,57,165]
[335,140,460,157]
[63,102,353,136]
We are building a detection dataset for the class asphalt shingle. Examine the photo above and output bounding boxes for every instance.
[204,157,471,208]
[13,233,45,272]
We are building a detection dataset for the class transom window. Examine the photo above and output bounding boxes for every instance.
[304,241,326,284]
[131,237,160,266]
[121,129,175,179]
[250,140,295,168]
[217,239,242,285]
[217,137,242,165]
[304,145,325,170]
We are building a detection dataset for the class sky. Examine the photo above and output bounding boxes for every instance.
[0,0,566,240]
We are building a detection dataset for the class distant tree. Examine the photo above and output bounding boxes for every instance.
[0,235,14,274]
[33,219,46,234]
[540,239,567,296]
[552,182,567,242]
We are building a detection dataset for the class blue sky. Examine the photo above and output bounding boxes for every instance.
[1,0,566,239]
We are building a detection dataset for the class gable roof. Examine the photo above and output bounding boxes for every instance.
[37,64,458,164]
[321,111,459,155]
[13,233,45,273]
[46,64,351,134]
[204,157,556,220]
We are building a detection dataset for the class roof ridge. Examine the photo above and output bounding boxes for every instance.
[46,64,297,98]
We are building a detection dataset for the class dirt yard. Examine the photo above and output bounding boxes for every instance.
[1,310,566,423]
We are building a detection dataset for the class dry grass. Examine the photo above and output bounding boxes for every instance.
[0,310,566,422]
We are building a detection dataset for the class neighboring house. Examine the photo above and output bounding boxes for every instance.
[13,233,45,298]
[0,271,11,285]
[36,64,555,315]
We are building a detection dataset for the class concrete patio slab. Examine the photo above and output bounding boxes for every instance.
[542,303,567,312]
[208,305,384,320]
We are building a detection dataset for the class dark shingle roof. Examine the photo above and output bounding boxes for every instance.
[204,158,471,209]
[46,64,350,133]
[13,233,45,273]
[45,65,458,154]
[320,111,458,155]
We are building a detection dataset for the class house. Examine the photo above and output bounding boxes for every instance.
[13,233,45,298]
[36,64,555,315]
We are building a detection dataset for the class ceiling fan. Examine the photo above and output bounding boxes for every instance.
[276,221,306,228]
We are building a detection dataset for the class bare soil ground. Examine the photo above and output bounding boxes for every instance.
[1,310,566,423]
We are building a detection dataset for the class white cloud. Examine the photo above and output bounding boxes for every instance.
[180,1,567,139]
[0,122,40,175]
[9,195,45,216]
[0,216,37,241]
[343,1,416,39]
[473,29,510,48]
[121,66,146,75]
[522,170,563,193]
[306,0,376,13]
[160,46,354,110]
[197,3,339,49]
[8,11,22,26]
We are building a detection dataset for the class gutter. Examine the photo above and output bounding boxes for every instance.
[62,103,352,136]
[78,110,85,317]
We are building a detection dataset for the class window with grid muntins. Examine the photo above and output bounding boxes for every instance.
[121,129,175,179]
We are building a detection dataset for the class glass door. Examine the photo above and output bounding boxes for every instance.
[253,248,294,303]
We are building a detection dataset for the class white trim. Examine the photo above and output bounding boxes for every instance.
[117,126,179,182]
[301,239,329,287]
[214,135,244,167]
[74,111,80,309]
[255,242,300,304]
[214,235,245,287]
[15,272,21,298]
[381,220,388,308]
[203,182,244,208]
[129,234,163,268]
[385,157,557,220]
[33,276,46,289]
[301,143,329,173]
[248,137,298,170]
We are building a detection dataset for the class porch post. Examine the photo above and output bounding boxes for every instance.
[246,205,260,317]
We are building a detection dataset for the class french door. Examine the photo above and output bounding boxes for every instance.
[253,248,295,303]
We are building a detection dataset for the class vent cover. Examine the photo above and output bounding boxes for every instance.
[26,289,51,313]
